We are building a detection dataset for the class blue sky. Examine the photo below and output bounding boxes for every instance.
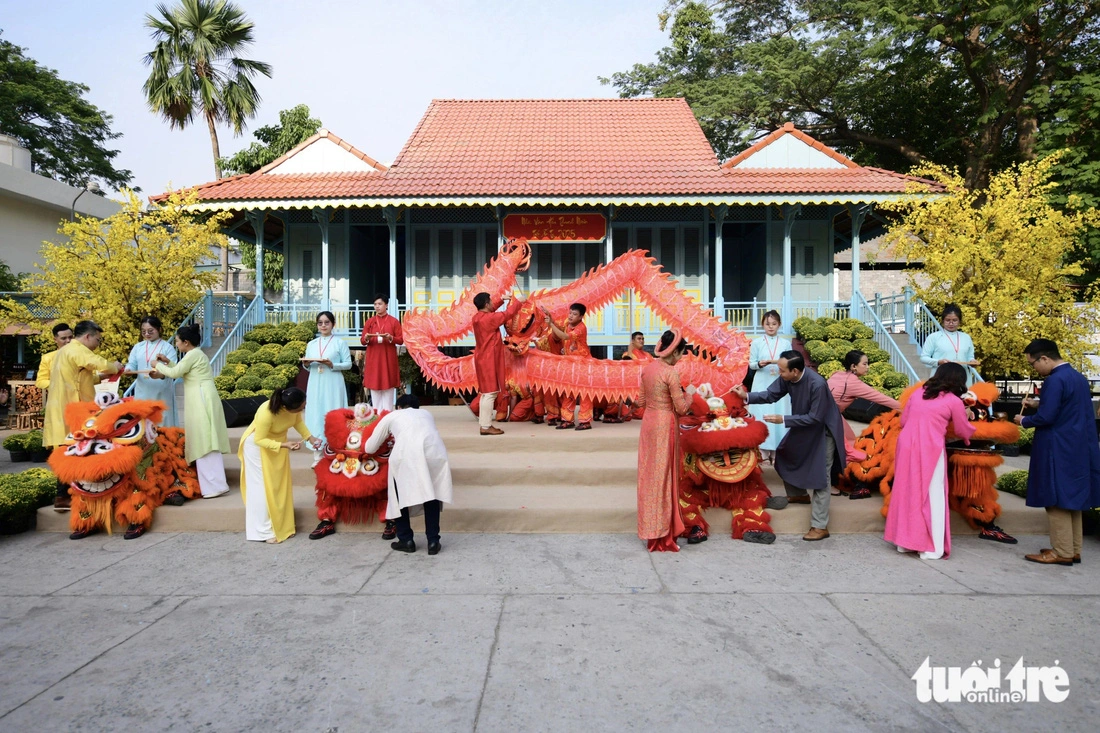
[2,0,671,195]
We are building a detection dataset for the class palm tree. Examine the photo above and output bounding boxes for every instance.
[143,0,272,181]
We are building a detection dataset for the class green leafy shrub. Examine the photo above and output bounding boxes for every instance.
[274,349,301,366]
[235,374,263,392]
[1016,426,1035,451]
[887,386,905,399]
[883,372,909,389]
[213,375,238,392]
[793,316,814,334]
[0,467,57,523]
[254,344,282,363]
[850,323,874,340]
[244,324,278,344]
[863,372,886,388]
[225,350,249,365]
[276,364,300,382]
[217,389,233,400]
[796,322,826,342]
[824,322,852,340]
[224,363,248,379]
[259,388,274,398]
[866,347,891,364]
[231,389,259,398]
[815,316,837,327]
[261,373,290,391]
[816,360,844,379]
[288,325,316,343]
[237,340,261,352]
[826,339,855,360]
[246,363,275,379]
[23,430,43,452]
[283,340,308,357]
[996,469,1029,498]
[853,338,879,353]
[868,361,894,376]
[3,433,27,451]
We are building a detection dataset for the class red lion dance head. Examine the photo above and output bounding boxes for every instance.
[313,403,392,525]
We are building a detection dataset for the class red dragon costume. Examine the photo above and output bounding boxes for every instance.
[309,403,393,539]
[49,393,200,540]
[678,385,777,543]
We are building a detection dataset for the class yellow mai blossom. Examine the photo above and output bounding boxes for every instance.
[882,155,1100,378]
[0,190,227,360]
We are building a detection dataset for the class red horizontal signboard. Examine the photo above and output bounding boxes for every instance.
[503,213,607,242]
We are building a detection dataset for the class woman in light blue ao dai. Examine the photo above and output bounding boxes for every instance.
[746,310,791,462]
[126,315,178,426]
[920,304,979,386]
[303,310,353,444]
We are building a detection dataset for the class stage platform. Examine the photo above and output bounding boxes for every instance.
[35,406,1048,537]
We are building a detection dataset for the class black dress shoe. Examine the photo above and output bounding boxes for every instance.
[163,491,186,506]
[381,520,397,540]
[390,539,416,553]
[428,541,441,556]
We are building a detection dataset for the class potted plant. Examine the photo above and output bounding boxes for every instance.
[25,430,49,462]
[0,467,58,534]
[3,433,31,462]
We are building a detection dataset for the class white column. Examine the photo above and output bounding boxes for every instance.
[245,211,265,300]
[848,204,871,316]
[781,204,801,329]
[312,208,330,309]
[384,207,398,311]
[713,204,728,315]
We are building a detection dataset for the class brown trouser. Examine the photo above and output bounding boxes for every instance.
[1046,507,1083,559]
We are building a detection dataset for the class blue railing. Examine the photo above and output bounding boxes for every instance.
[852,292,918,383]
[209,296,267,377]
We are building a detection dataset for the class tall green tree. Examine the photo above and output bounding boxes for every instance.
[219,103,320,176]
[142,0,273,180]
[0,33,132,189]
[604,1,1100,190]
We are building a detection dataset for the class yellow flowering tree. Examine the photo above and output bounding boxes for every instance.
[0,190,227,360]
[882,155,1100,378]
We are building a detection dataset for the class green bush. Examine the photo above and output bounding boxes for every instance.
[883,372,909,389]
[826,339,855,360]
[276,364,300,382]
[824,322,852,340]
[23,430,43,452]
[850,323,874,340]
[235,374,263,392]
[866,347,891,364]
[213,375,238,392]
[217,389,233,400]
[254,344,282,363]
[224,363,248,379]
[274,349,301,366]
[283,340,308,357]
[796,322,826,342]
[231,389,259,399]
[815,316,837,327]
[0,467,58,523]
[288,325,316,343]
[868,361,894,375]
[237,340,261,352]
[863,372,886,389]
[246,363,275,379]
[243,324,277,344]
[853,338,879,353]
[792,316,814,334]
[259,388,274,398]
[3,433,27,451]
[261,373,290,391]
[996,469,1029,498]
[1016,426,1035,450]
[816,360,844,379]
[886,386,905,399]
[225,350,250,365]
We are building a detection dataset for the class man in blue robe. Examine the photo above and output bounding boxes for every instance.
[1015,339,1100,565]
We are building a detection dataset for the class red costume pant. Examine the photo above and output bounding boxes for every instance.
[560,393,593,424]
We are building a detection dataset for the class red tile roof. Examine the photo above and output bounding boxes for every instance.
[157,100,941,205]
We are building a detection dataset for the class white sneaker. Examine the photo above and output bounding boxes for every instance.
[203,489,230,499]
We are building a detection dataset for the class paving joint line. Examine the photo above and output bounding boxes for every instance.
[472,594,507,732]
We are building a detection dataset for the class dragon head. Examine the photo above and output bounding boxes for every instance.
[503,299,547,355]
[499,237,532,273]
[48,393,165,498]
[314,403,392,496]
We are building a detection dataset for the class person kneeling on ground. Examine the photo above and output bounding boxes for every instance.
[364,394,454,555]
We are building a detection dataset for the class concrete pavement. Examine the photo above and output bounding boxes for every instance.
[1,530,1097,731]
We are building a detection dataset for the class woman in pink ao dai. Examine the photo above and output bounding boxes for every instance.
[885,363,976,559]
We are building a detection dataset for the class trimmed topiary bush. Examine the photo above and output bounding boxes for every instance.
[237,340,261,352]
[853,338,879,353]
[796,322,826,341]
[850,323,874,340]
[224,363,248,379]
[231,389,259,398]
[862,372,886,389]
[826,339,855,359]
[816,360,844,379]
[217,389,233,400]
[283,340,308,357]
[254,344,282,363]
[261,373,290,391]
[225,350,249,365]
[816,316,837,327]
[246,363,275,379]
[288,325,316,343]
[274,349,301,366]
[996,469,1029,498]
[793,316,814,333]
[886,386,905,399]
[214,375,238,392]
[276,364,300,382]
[866,347,891,364]
[824,322,852,340]
[235,374,263,392]
[883,372,909,389]
[1016,426,1035,453]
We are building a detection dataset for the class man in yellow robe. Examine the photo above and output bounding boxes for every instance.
[35,322,74,392]
[44,321,124,511]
